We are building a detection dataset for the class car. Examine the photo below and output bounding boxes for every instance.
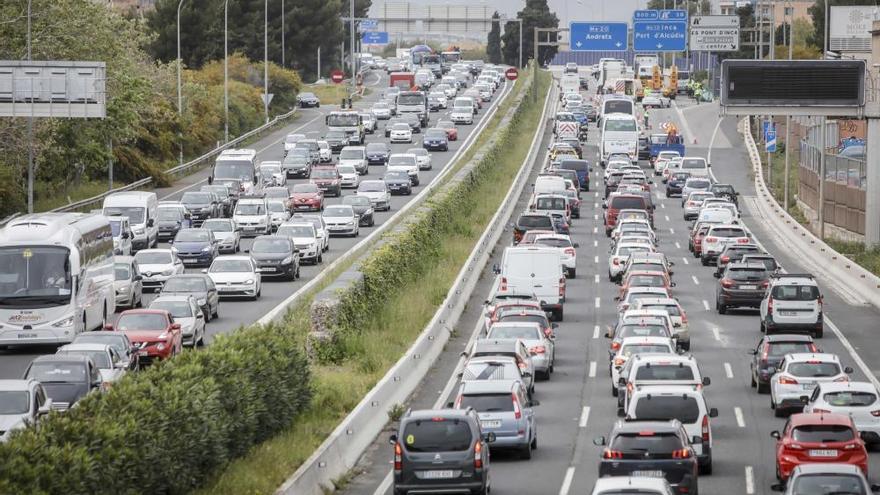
[384,117,407,138]
[202,218,240,254]
[436,120,458,141]
[251,235,301,280]
[258,161,286,188]
[324,129,349,153]
[632,298,689,346]
[802,381,880,447]
[22,355,101,412]
[471,339,535,395]
[276,222,322,264]
[107,215,133,256]
[709,183,739,206]
[642,95,670,108]
[482,297,543,330]
[714,243,761,276]
[682,191,715,221]
[665,171,691,197]
[700,224,750,265]
[133,248,185,291]
[357,180,392,212]
[387,153,421,186]
[750,334,818,394]
[160,274,220,321]
[148,295,206,347]
[460,355,530,388]
[389,408,492,495]
[0,379,52,441]
[590,477,674,495]
[72,331,140,371]
[290,213,330,252]
[594,420,699,495]
[283,132,306,153]
[742,253,780,273]
[606,317,676,367]
[337,164,361,189]
[452,379,538,458]
[761,274,825,338]
[106,309,183,365]
[389,122,413,143]
[407,148,433,171]
[338,146,369,175]
[310,166,342,197]
[282,149,313,178]
[383,170,412,195]
[371,101,393,119]
[618,355,709,410]
[513,212,556,245]
[533,233,578,278]
[296,91,320,108]
[609,336,677,396]
[169,228,218,267]
[771,353,853,416]
[200,184,234,216]
[317,140,332,162]
[112,256,143,309]
[772,413,867,481]
[322,204,360,237]
[400,113,422,132]
[607,243,654,282]
[266,200,291,231]
[771,463,880,494]
[263,186,291,210]
[180,191,220,226]
[205,255,262,300]
[359,112,377,133]
[156,204,191,241]
[365,142,391,166]
[290,183,325,212]
[715,262,771,313]
[233,197,271,236]
[615,287,672,315]
[486,321,555,379]
[422,128,449,151]
[343,194,375,227]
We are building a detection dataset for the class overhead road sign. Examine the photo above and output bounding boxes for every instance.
[691,15,739,27]
[361,31,389,45]
[633,10,688,52]
[0,61,106,118]
[359,19,379,32]
[690,15,739,51]
[569,22,628,51]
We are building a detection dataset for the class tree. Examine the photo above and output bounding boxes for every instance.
[501,0,560,67]
[487,12,503,64]
[808,0,875,50]
[647,0,710,16]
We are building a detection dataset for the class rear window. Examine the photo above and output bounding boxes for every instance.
[634,396,701,424]
[766,342,815,357]
[681,158,707,169]
[535,237,571,248]
[791,475,867,495]
[618,324,668,339]
[791,425,855,443]
[459,394,514,413]
[560,160,588,171]
[497,314,547,327]
[823,391,877,407]
[611,432,682,454]
[772,284,820,300]
[517,215,553,229]
[728,268,769,281]
[744,257,778,271]
[489,325,541,340]
[621,344,671,357]
[610,197,646,210]
[709,228,746,237]
[627,275,665,287]
[402,419,473,452]
[635,364,695,381]
[788,362,841,377]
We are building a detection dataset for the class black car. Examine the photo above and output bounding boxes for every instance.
[366,142,390,165]
[384,170,412,195]
[343,194,375,227]
[714,243,761,276]
[638,137,651,160]
[390,408,493,495]
[741,253,779,273]
[423,129,449,151]
[595,420,699,495]
[296,91,320,108]
[180,191,221,225]
[513,212,557,244]
[157,206,191,241]
[23,355,101,411]
[200,185,234,217]
[666,172,691,197]
[749,334,817,393]
[401,113,422,133]
[324,130,349,152]
[709,183,739,207]
[249,235,300,280]
[714,262,771,314]
[160,274,220,321]
[283,151,312,179]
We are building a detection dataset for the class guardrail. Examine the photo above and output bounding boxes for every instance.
[275,67,554,495]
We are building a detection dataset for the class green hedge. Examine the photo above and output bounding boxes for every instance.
[0,323,311,494]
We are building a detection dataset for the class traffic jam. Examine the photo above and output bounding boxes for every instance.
[386,61,880,495]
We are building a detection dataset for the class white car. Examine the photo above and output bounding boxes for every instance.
[322,204,359,237]
[276,222,322,264]
[590,477,674,495]
[359,112,377,133]
[371,102,393,119]
[205,255,262,300]
[609,336,676,396]
[338,146,368,175]
[450,97,475,124]
[608,242,653,281]
[387,153,420,186]
[770,353,852,417]
[389,123,412,143]
[233,198,271,237]
[406,148,433,171]
[632,299,690,351]
[337,164,361,189]
[202,218,240,254]
[134,249,185,291]
[0,379,51,442]
[317,140,332,162]
[55,343,128,386]
[803,381,880,447]
[357,180,391,211]
[291,214,330,252]
[283,133,306,153]
[266,200,291,231]
[533,233,578,278]
[642,95,670,108]
[701,224,750,265]
[149,295,206,347]
[429,91,448,109]
[436,83,456,99]
[615,286,672,315]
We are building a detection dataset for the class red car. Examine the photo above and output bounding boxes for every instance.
[291,183,325,212]
[310,165,342,197]
[772,413,868,481]
[105,309,182,365]
[436,121,458,141]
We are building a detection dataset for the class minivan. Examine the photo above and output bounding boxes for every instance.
[102,191,159,251]
[604,194,650,236]
[497,246,565,321]
[558,159,591,191]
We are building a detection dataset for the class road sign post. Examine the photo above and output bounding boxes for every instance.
[633,10,687,52]
[690,15,740,51]
[330,69,344,84]
[505,67,519,81]
[359,19,378,32]
[569,22,628,51]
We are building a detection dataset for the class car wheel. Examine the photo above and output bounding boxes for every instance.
[196,331,205,347]
[520,440,532,460]
[568,268,576,278]
[717,301,727,315]
[295,265,300,279]
[814,327,824,338]
[317,253,323,264]
[212,304,219,319]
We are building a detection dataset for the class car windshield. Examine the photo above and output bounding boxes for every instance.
[278,225,314,238]
[459,394,514,413]
[366,143,387,152]
[791,475,866,495]
[618,324,668,339]
[337,165,356,175]
[26,363,87,383]
[175,230,210,242]
[57,350,111,369]
[158,208,181,221]
[611,432,682,454]
[634,396,701,424]
[402,419,473,452]
[536,197,566,210]
[108,220,123,237]
[324,206,352,217]
[535,237,571,248]
[115,313,167,331]
[437,121,454,129]
[312,169,337,179]
[618,246,651,256]
[709,228,746,237]
[114,264,131,281]
[267,202,287,213]
[252,238,291,253]
[389,156,415,166]
[181,192,212,204]
[823,391,877,407]
[681,158,706,169]
[686,179,711,188]
[489,325,541,340]
[163,277,207,292]
[772,284,820,300]
[203,220,233,232]
[767,342,815,357]
[728,268,769,281]
[340,149,363,160]
[300,92,315,98]
[293,184,319,194]
[426,130,446,138]
[260,167,281,176]
[627,275,664,287]
[621,344,671,357]
[325,130,345,139]
[343,196,371,207]
[518,216,552,229]
[71,334,125,355]
[610,197,646,210]
[359,182,386,192]
[103,206,145,224]
[151,301,193,318]
[635,364,696,380]
[788,362,841,377]
[392,123,410,130]
[791,424,855,443]
[0,391,29,414]
[210,259,253,273]
[135,251,172,265]
[235,204,264,215]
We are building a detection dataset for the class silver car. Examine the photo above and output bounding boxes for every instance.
[55,343,128,385]
[203,218,240,254]
[322,205,359,237]
[486,322,555,379]
[150,295,207,347]
[682,191,715,221]
[453,379,539,459]
[113,256,143,309]
[0,379,51,442]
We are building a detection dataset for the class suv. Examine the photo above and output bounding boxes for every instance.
[714,243,761,276]
[453,379,538,459]
[389,408,493,495]
[700,224,750,265]
[760,274,824,337]
[749,334,818,394]
[594,419,699,494]
[619,354,710,410]
[770,353,852,417]
[622,385,719,474]
[715,262,771,314]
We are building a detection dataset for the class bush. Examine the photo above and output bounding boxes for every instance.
[0,323,312,494]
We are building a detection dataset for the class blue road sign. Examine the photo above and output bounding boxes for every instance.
[569,22,628,51]
[764,121,777,152]
[633,10,688,52]
[361,31,389,45]
[359,19,378,32]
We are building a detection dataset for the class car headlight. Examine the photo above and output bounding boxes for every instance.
[197,298,207,305]
[162,268,174,276]
[258,217,267,224]
[282,256,294,264]
[52,315,75,328]
[156,342,166,351]
[133,227,145,235]
[201,246,212,252]
[244,279,255,284]
[345,220,354,225]
[117,286,129,293]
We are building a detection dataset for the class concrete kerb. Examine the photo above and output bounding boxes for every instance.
[742,117,880,309]
[275,68,549,495]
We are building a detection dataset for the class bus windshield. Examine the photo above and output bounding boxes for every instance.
[604,100,634,115]
[103,206,145,225]
[397,93,425,106]
[0,246,72,304]
[327,113,360,127]
[604,119,637,132]
[213,161,254,181]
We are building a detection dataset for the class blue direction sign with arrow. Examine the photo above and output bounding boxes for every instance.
[569,22,628,51]
[359,19,378,32]
[633,10,687,51]
[361,31,389,45]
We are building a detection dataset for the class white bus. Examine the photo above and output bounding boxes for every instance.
[0,213,115,347]
[600,113,639,166]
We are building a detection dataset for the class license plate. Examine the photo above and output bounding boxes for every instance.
[632,470,664,478]
[422,470,454,479]
[17,333,37,339]
[779,310,799,316]
[802,383,816,390]
[809,449,838,457]
[138,350,148,356]
[481,420,502,428]
[183,259,198,264]
[739,285,756,290]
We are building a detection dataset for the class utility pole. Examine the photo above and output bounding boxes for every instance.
[26,0,34,213]
[350,0,356,106]
[281,0,286,68]
[783,0,792,211]
[819,116,827,239]
[264,0,269,123]
[224,0,229,143]
[177,0,186,166]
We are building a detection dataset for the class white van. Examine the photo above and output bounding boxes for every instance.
[102,191,159,251]
[599,113,639,166]
[497,246,565,321]
[679,156,711,178]
[534,175,567,195]
[559,74,579,98]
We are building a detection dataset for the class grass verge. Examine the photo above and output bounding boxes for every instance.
[305,83,361,104]
[35,180,127,211]
[193,68,551,495]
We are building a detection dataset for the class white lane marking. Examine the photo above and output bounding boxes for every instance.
[712,327,721,341]
[724,362,734,379]
[702,299,711,311]
[745,466,755,494]
[682,257,689,265]
[593,202,598,209]
[660,202,666,209]
[692,275,700,286]
[826,318,880,391]
[734,406,746,428]
[594,274,600,284]
[594,255,599,264]
[588,361,597,377]
[594,214,599,220]
[669,228,675,234]
[675,241,681,249]
[559,466,576,495]
[579,406,591,428]
[672,99,696,146]
[707,117,724,165]
[665,215,670,222]
[593,240,598,247]
[593,325,600,339]
[593,226,598,234]
[595,297,601,308]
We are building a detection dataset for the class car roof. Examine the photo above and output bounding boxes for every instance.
[631,384,705,397]
[816,380,877,394]
[592,477,672,490]
[214,255,252,261]
[151,294,194,303]
[788,412,854,427]
[636,298,678,306]
[473,339,524,352]
[405,408,475,422]
[32,354,91,364]
[791,463,867,475]
[613,419,682,433]
[784,353,840,363]
[633,354,695,365]
[619,336,675,346]
[58,342,112,353]
[727,262,769,271]
[764,334,814,343]
[459,379,521,394]
[0,379,39,391]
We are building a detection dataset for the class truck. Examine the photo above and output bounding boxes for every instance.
[607,78,643,99]
[598,59,625,90]
[634,55,659,80]
[389,72,415,91]
[648,133,685,161]
[325,111,365,145]
[423,54,442,78]
[395,91,429,127]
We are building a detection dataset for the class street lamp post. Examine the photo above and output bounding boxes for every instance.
[224,0,229,143]
[177,0,186,165]
[281,0,286,68]
[264,0,269,123]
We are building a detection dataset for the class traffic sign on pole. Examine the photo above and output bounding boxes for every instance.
[569,22,628,51]
[359,19,378,32]
[330,69,344,84]
[361,31,389,45]
[764,121,777,152]
[633,10,688,52]
[505,67,519,81]
[689,15,740,51]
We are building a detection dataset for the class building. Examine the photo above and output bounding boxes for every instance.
[717,0,812,27]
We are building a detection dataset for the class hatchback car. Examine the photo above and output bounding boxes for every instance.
[715,262,771,313]
[389,123,413,143]
[133,249,185,291]
[423,128,449,151]
[471,339,535,396]
[342,195,375,227]
[55,343,128,386]
[205,255,262,300]
[772,413,868,481]
[0,379,52,440]
[770,353,853,416]
[202,218,240,254]
[22,355,101,412]
[591,477,674,495]
[384,170,412,195]
[149,295,206,347]
[160,274,220,320]
[486,322,555,379]
[322,205,359,237]
[453,379,538,459]
[113,256,143,309]
[803,381,880,447]
[310,166,342,197]
[290,183,325,212]
[366,142,391,166]
[72,331,140,371]
[169,228,218,267]
[610,336,677,396]
[276,222,321,264]
[249,235,300,280]
[358,180,391,211]
[714,243,762,276]
[105,309,182,365]
[761,274,824,338]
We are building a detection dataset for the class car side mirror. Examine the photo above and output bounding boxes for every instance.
[670,282,676,287]
[573,242,580,248]
[593,436,606,446]
[602,204,608,209]
[37,401,52,416]
[770,483,785,492]
[713,272,720,278]
[484,432,497,443]
[770,430,781,439]
[201,268,208,274]
[446,401,455,408]
[147,218,155,227]
[388,434,398,445]
[121,232,130,239]
[134,275,143,281]
[800,395,810,404]
[845,366,854,374]
[167,240,173,245]
[521,371,532,378]
[870,483,880,492]
[702,377,711,386]
[529,399,541,407]
[116,359,129,369]
[616,407,625,417]
[709,407,719,418]
[171,323,181,330]
[618,377,626,386]
[196,312,205,319]
[492,264,501,275]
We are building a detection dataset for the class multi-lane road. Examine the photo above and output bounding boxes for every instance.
[340,73,880,495]
[0,71,513,380]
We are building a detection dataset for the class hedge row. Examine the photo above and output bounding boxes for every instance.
[0,323,311,494]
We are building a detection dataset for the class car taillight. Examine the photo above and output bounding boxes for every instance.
[530,345,546,355]
[603,449,623,459]
[474,441,483,469]
[779,376,798,385]
[812,408,831,414]
[500,277,507,291]
[543,327,553,338]
[626,382,633,394]
[720,278,735,289]
[705,236,717,243]
[761,280,769,289]
[672,448,691,459]
[680,311,688,324]
[611,341,621,351]
[870,410,880,417]
[559,277,566,297]
[761,344,770,362]
[701,415,710,442]
[564,248,576,256]
[767,297,774,316]
[512,393,522,419]
[737,237,750,244]
[614,357,626,366]
[720,256,730,264]
[517,361,527,371]
[394,442,402,471]
[613,258,620,266]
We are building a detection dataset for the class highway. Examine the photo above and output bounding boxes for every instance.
[0,71,513,380]
[339,73,880,495]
